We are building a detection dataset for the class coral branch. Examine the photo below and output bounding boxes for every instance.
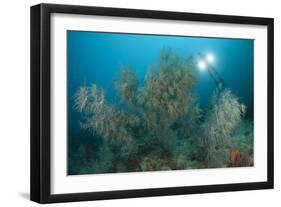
[70,49,253,175]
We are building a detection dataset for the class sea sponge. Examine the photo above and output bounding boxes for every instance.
[229,148,251,167]
[230,120,254,166]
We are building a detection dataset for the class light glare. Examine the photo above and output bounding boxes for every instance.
[206,53,215,64]
[198,60,206,70]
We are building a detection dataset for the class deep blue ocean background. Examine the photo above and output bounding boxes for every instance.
[67,31,254,163]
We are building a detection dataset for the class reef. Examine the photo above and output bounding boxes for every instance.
[69,48,254,175]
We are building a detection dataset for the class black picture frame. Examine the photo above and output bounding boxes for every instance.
[30,3,274,204]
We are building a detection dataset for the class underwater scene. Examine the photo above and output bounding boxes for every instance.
[67,31,254,175]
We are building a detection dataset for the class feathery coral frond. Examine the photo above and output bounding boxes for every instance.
[70,48,252,175]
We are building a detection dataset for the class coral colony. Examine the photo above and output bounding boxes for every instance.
[69,49,253,175]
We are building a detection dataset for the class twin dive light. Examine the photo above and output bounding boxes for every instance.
[197,52,225,88]
[197,53,215,71]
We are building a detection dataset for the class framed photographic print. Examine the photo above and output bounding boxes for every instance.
[30,3,274,203]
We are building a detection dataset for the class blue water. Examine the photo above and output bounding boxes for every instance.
[68,31,253,116]
[67,31,254,174]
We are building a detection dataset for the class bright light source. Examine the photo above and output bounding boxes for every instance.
[198,60,207,70]
[206,53,215,64]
